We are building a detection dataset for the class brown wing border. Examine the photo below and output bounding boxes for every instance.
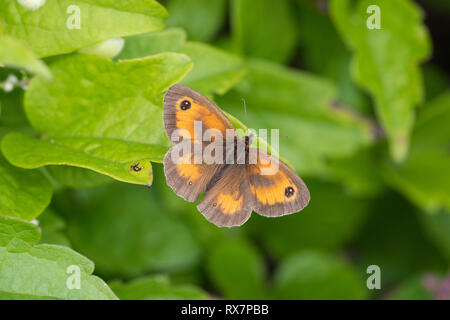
[247,148,310,217]
[163,84,234,140]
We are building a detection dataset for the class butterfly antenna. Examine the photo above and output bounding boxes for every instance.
[242,98,248,135]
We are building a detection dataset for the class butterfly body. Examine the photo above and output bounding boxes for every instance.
[163,84,310,227]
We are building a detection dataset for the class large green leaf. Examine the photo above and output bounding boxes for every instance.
[117,28,187,60]
[56,182,200,278]
[231,0,299,63]
[0,35,51,79]
[167,0,226,42]
[178,42,246,96]
[273,251,367,299]
[330,0,431,161]
[207,240,267,299]
[0,153,52,220]
[0,214,117,299]
[2,132,166,186]
[383,92,450,211]
[216,58,376,177]
[118,28,246,97]
[0,0,167,57]
[1,53,193,186]
[109,275,207,300]
[46,166,113,189]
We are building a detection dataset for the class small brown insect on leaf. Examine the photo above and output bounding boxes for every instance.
[130,162,143,172]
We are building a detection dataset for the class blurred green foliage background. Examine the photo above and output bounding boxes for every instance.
[0,0,449,300]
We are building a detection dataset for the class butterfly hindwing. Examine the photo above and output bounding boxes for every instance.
[197,165,253,227]
[247,148,310,217]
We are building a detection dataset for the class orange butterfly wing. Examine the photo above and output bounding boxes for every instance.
[196,149,310,227]
[247,149,310,217]
[163,84,234,140]
[197,165,253,227]
[163,84,234,202]
[163,85,310,226]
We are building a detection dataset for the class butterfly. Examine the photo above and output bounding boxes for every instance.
[163,84,310,227]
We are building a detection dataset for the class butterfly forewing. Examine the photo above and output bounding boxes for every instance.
[163,84,234,140]
[163,84,234,202]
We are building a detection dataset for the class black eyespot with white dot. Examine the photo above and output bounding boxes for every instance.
[180,100,191,110]
[189,181,192,185]
[285,186,295,198]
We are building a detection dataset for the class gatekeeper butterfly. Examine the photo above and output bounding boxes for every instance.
[163,84,310,227]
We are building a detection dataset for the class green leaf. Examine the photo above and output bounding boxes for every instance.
[78,38,125,59]
[1,53,193,186]
[383,92,450,212]
[46,166,113,189]
[0,153,52,220]
[330,0,431,161]
[179,42,247,96]
[207,240,267,299]
[58,182,200,278]
[167,0,226,42]
[117,28,187,60]
[231,0,299,63]
[37,208,71,246]
[216,58,376,177]
[118,28,246,97]
[24,53,189,143]
[2,132,165,186]
[0,0,167,57]
[0,214,117,299]
[273,251,367,299]
[0,35,51,79]
[109,275,207,300]
[248,180,369,260]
